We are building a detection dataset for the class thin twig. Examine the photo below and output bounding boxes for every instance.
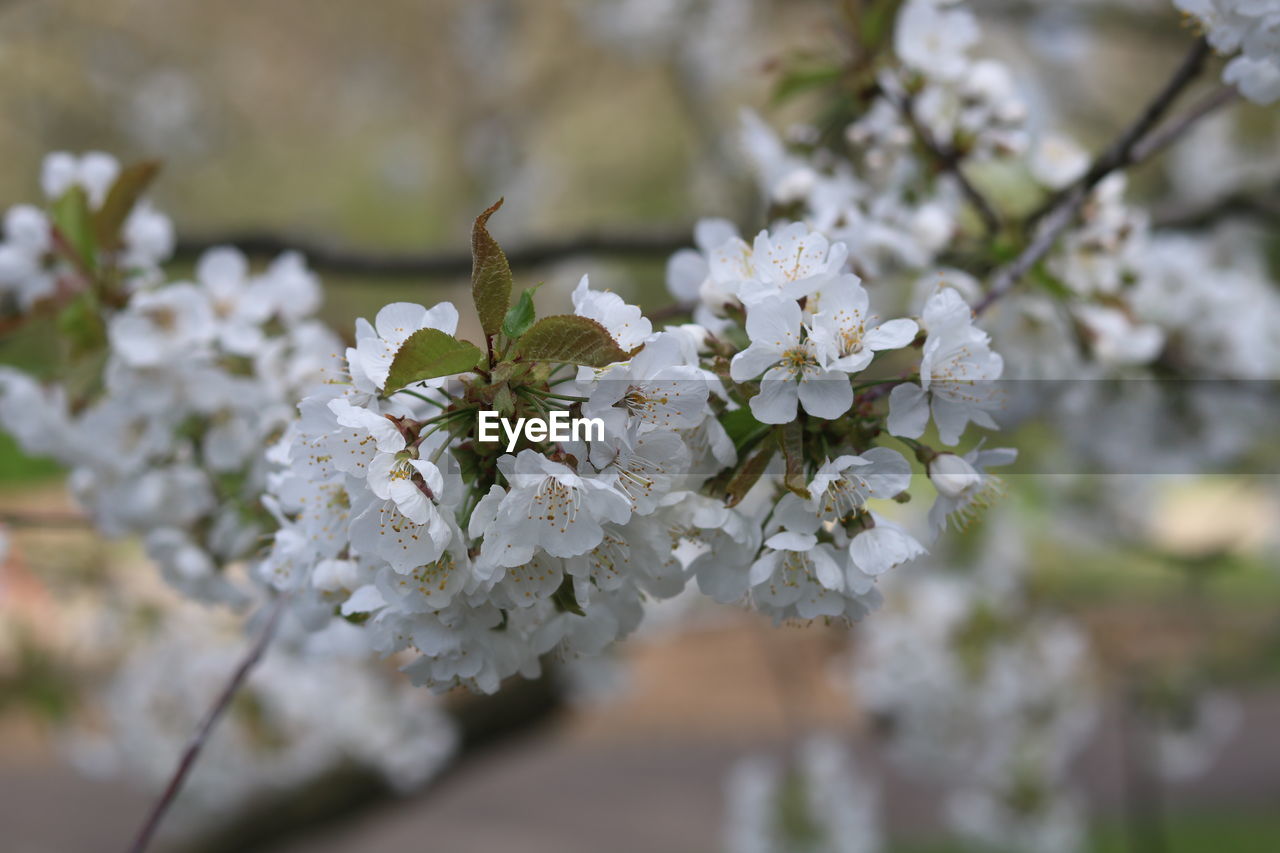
[974,38,1219,316]
[646,300,697,324]
[1131,83,1240,163]
[1153,183,1280,229]
[897,93,1001,236]
[974,189,1087,315]
[1027,37,1212,224]
[0,510,93,529]
[126,593,291,853]
[174,228,699,279]
[1119,680,1170,853]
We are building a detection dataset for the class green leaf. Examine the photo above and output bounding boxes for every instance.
[56,292,106,359]
[492,383,515,417]
[502,285,539,339]
[93,161,160,250]
[50,187,96,269]
[513,315,630,367]
[724,442,776,508]
[772,61,842,105]
[551,576,585,617]
[471,198,512,341]
[1030,265,1074,300]
[857,0,904,51]
[384,328,483,392]
[720,407,770,452]
[778,422,810,499]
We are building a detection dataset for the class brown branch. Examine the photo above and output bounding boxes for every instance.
[646,300,697,323]
[975,37,1218,316]
[1153,182,1280,230]
[0,510,93,529]
[126,593,290,853]
[896,93,1002,237]
[1130,84,1239,164]
[172,666,564,853]
[174,228,699,279]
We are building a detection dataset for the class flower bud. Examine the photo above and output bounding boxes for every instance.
[928,453,981,498]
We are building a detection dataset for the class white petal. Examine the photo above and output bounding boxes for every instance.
[764,531,817,552]
[730,342,781,381]
[374,302,428,341]
[341,584,385,615]
[388,478,432,525]
[749,374,798,424]
[743,296,800,348]
[797,371,853,419]
[810,548,845,591]
[887,383,930,438]
[929,395,972,445]
[408,459,445,498]
[861,446,912,497]
[864,318,919,351]
[749,552,781,586]
[848,526,926,576]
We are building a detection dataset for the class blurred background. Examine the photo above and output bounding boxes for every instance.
[1,1,1279,851]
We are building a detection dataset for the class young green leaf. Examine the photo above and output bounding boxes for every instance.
[57,292,106,359]
[51,187,96,269]
[720,406,771,453]
[384,328,483,392]
[551,576,585,617]
[724,442,777,507]
[471,198,513,340]
[491,383,515,417]
[772,61,842,105]
[93,161,160,250]
[513,315,630,367]
[502,285,539,339]
[778,421,810,499]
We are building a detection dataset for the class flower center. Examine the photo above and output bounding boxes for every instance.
[780,344,818,374]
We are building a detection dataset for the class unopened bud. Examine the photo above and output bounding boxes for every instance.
[928,454,981,498]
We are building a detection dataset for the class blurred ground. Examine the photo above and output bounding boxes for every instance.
[2,609,1280,853]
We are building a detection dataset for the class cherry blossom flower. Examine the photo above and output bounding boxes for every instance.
[887,287,1004,444]
[730,294,852,423]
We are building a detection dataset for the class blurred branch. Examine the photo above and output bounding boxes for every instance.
[896,92,1002,237]
[174,228,699,279]
[0,510,92,529]
[171,669,564,853]
[1119,680,1170,853]
[647,300,697,323]
[1153,182,1280,230]
[128,593,291,853]
[975,37,1217,315]
[1130,84,1240,163]
[981,0,1192,41]
[1027,37,1212,225]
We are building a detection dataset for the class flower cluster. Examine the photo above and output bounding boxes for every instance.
[729,0,1278,476]
[0,152,173,309]
[1176,0,1280,103]
[250,185,1021,692]
[725,735,882,853]
[849,554,1099,853]
[0,153,341,603]
[0,149,1014,699]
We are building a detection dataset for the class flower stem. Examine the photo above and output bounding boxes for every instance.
[126,592,291,853]
[392,387,447,409]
